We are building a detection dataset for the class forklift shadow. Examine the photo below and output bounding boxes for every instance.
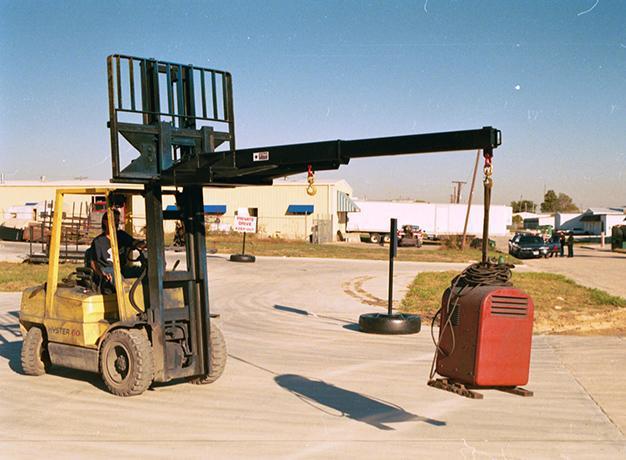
[0,312,106,390]
[274,374,446,430]
[0,311,25,374]
[0,334,103,391]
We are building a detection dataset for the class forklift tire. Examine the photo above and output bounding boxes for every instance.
[21,327,51,376]
[189,324,227,385]
[358,313,421,335]
[100,328,154,397]
[369,233,381,244]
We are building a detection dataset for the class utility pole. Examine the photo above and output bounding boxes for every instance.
[461,151,480,250]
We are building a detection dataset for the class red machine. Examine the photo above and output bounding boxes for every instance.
[429,273,534,398]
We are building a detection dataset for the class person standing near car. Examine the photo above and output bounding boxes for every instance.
[559,231,566,257]
[567,233,574,258]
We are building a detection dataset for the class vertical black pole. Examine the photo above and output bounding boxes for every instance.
[388,218,397,316]
[242,232,247,255]
[144,183,166,381]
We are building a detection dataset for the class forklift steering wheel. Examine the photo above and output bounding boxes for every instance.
[127,247,147,265]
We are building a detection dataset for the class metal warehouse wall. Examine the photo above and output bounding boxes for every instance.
[0,180,354,241]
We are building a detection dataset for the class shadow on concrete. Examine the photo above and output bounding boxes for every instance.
[0,310,105,390]
[273,305,360,330]
[274,305,310,316]
[274,373,446,430]
[0,336,105,390]
[557,254,626,259]
[0,310,23,373]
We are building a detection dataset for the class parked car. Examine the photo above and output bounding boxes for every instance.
[397,225,424,247]
[509,234,551,258]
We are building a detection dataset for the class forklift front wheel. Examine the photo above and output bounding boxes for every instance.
[21,327,51,376]
[100,329,154,397]
[189,324,227,385]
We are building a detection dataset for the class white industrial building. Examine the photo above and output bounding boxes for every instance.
[556,208,626,235]
[0,179,359,242]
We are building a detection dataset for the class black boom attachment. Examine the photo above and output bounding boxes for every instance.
[108,55,501,186]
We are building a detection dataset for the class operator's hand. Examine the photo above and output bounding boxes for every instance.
[104,272,113,282]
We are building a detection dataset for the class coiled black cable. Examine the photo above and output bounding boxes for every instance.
[461,260,513,286]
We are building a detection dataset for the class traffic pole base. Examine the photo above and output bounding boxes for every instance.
[229,254,256,263]
[358,313,421,335]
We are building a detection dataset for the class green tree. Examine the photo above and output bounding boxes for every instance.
[510,200,537,213]
[540,190,579,213]
[556,193,579,213]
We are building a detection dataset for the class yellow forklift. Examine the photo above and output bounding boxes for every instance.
[19,53,503,396]
[19,187,226,396]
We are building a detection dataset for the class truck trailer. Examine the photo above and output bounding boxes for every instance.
[347,200,512,242]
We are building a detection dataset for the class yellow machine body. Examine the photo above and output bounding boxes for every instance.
[19,282,145,348]
[18,188,141,348]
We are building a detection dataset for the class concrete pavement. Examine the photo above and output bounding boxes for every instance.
[523,245,626,299]
[1,256,625,458]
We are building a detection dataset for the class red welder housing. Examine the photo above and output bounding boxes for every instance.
[436,285,534,387]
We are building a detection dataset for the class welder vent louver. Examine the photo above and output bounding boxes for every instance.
[490,295,529,317]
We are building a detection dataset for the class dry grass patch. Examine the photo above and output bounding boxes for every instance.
[204,232,518,264]
[400,270,626,335]
[0,262,80,292]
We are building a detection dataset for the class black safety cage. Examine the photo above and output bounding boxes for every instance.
[107,54,236,182]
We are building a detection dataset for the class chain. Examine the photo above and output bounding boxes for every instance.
[483,152,493,188]
[481,150,493,263]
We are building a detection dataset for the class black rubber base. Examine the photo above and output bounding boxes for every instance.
[358,313,421,335]
[229,254,256,263]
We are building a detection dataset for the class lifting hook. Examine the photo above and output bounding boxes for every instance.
[306,164,317,196]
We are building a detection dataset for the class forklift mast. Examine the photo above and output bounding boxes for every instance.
[106,54,502,383]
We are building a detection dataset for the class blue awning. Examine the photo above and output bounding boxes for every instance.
[165,205,226,214]
[287,204,314,215]
[203,205,226,214]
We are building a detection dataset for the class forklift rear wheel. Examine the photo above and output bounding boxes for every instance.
[229,254,256,263]
[189,323,227,385]
[358,313,421,335]
[21,327,51,376]
[100,329,154,397]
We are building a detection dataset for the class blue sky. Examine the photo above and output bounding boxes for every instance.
[1,0,624,207]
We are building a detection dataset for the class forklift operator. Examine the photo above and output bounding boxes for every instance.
[89,210,146,289]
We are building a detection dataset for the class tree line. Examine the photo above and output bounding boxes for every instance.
[511,190,579,214]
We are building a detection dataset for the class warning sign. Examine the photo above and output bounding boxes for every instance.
[233,215,257,233]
